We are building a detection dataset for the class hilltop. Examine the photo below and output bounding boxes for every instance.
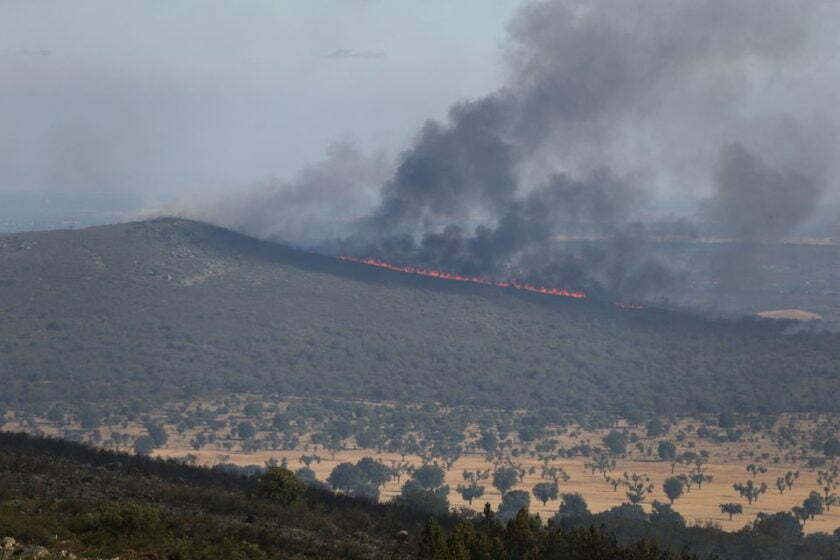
[1,218,839,413]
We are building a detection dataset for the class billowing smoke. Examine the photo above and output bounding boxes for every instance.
[194,143,389,248]
[709,143,823,241]
[704,136,831,292]
[201,0,838,299]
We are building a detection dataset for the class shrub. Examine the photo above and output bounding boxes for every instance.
[257,467,305,506]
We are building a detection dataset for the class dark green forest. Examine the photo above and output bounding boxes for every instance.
[1,218,839,415]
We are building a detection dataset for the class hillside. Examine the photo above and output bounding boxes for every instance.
[0,431,429,559]
[1,218,839,413]
[2,431,839,560]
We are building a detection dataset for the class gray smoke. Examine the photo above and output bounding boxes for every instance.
[705,138,830,292]
[709,143,823,241]
[193,143,388,248]
[206,0,839,299]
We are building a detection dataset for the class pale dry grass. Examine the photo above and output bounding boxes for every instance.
[154,445,840,534]
[7,403,838,534]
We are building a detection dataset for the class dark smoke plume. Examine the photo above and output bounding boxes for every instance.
[199,0,838,300]
[705,139,829,292]
[709,143,823,241]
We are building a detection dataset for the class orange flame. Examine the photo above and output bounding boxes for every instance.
[339,256,587,299]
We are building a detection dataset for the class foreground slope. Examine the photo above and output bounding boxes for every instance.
[0,431,425,559]
[1,431,838,560]
[1,218,839,413]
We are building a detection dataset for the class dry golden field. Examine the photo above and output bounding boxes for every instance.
[151,446,840,534]
[6,399,839,535]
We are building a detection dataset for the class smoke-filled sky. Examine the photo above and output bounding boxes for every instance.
[3,0,840,297]
[0,0,519,199]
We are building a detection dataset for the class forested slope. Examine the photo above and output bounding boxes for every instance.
[0,218,838,413]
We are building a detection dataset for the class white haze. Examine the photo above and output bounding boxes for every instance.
[0,0,519,206]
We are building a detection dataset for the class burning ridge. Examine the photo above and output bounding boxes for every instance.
[339,255,587,299]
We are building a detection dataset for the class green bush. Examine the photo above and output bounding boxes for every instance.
[257,467,305,506]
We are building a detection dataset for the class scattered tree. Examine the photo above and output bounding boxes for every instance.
[457,482,485,505]
[622,472,655,504]
[801,491,825,521]
[746,463,768,478]
[657,440,677,463]
[602,430,628,456]
[356,457,391,489]
[532,482,559,506]
[414,464,446,490]
[719,502,743,520]
[733,480,767,504]
[492,467,520,496]
[257,466,304,505]
[662,476,685,504]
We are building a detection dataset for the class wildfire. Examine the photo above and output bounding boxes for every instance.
[339,256,587,299]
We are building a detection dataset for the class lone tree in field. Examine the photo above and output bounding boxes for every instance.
[457,470,487,505]
[657,440,677,464]
[689,464,713,490]
[719,502,743,520]
[622,472,655,504]
[800,491,825,521]
[662,476,685,505]
[733,480,767,504]
[299,454,317,467]
[606,476,623,492]
[543,465,571,485]
[532,482,559,506]
[585,454,617,479]
[492,467,520,496]
[602,430,628,456]
[457,482,485,505]
[746,463,767,478]
[784,470,800,492]
[817,467,839,510]
[390,460,412,485]
[413,464,446,490]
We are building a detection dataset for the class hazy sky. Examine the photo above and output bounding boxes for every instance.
[0,0,520,201]
[3,0,839,231]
